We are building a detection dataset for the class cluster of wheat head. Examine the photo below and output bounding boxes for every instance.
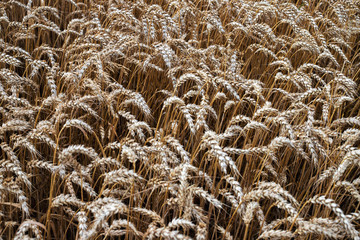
[0,0,360,239]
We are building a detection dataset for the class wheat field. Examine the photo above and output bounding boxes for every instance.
[0,0,360,239]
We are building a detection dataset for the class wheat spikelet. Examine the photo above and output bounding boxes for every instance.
[63,119,94,135]
[85,202,128,239]
[258,230,295,239]
[310,195,359,239]
[59,145,99,164]
[201,131,239,175]
[13,220,44,240]
[191,186,222,209]
[0,142,31,188]
[103,168,144,186]
[52,194,84,208]
[336,181,360,201]
[333,149,360,183]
